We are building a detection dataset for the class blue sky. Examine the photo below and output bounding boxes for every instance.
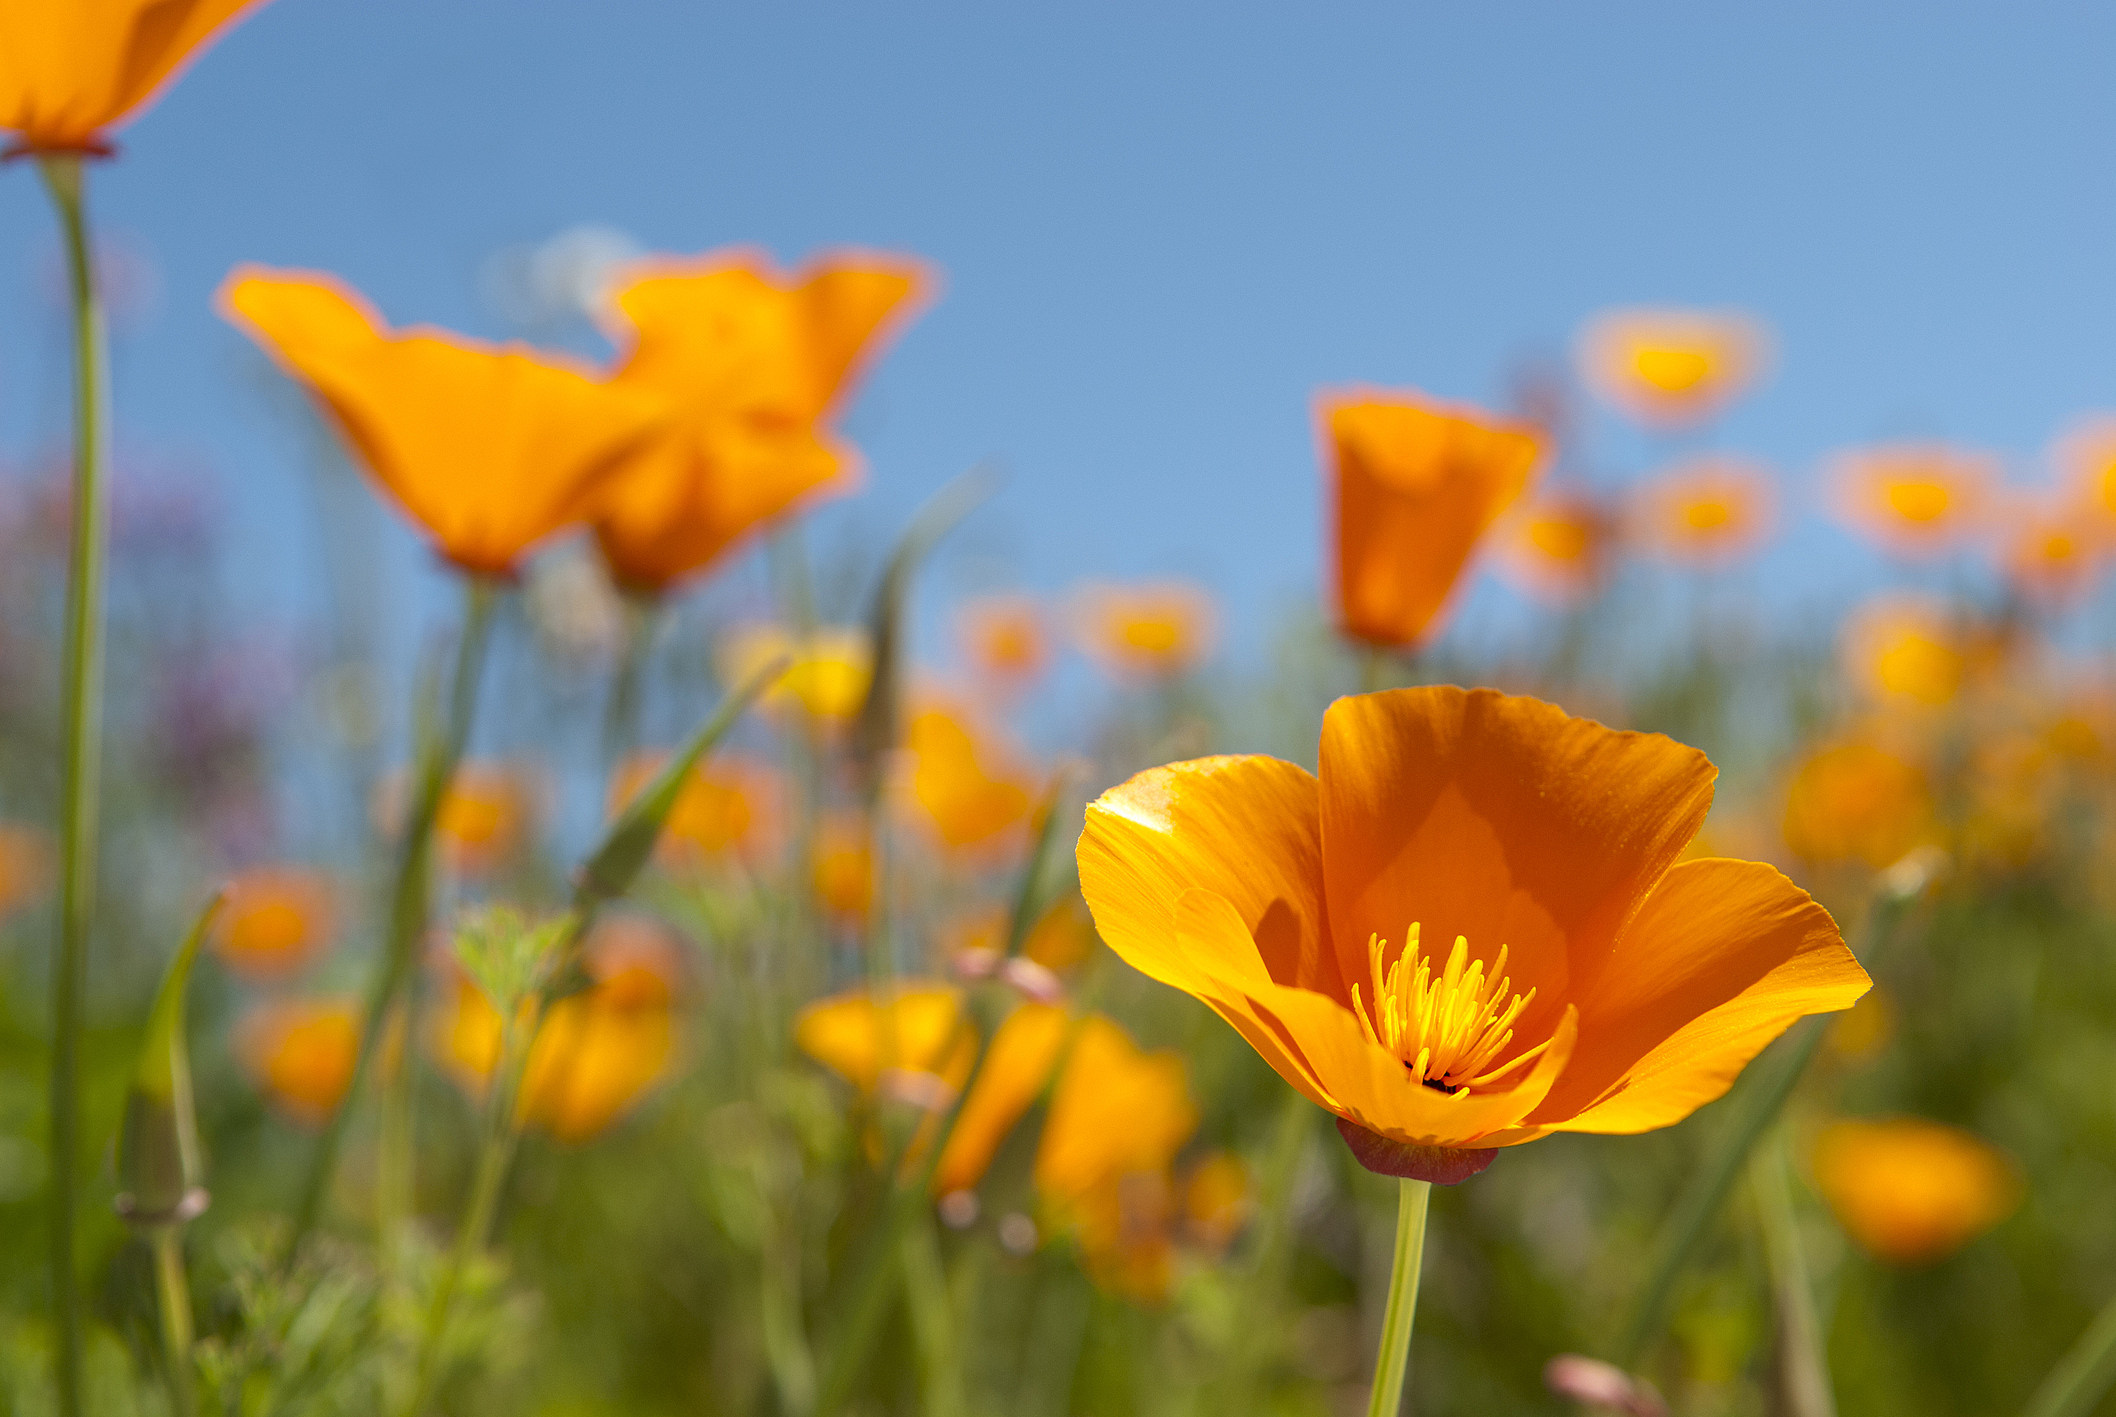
[3,1,2115,671]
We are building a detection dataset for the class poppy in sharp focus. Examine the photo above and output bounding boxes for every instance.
[1077,687,1868,1181]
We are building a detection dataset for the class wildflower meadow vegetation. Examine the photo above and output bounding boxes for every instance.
[4,6,2116,1417]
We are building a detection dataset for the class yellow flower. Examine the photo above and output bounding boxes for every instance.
[238,999,359,1129]
[812,814,877,925]
[794,983,974,1099]
[1840,597,1968,709]
[1492,491,1615,606]
[900,700,1037,855]
[0,0,272,156]
[1782,741,1935,871]
[1071,581,1217,682]
[719,623,873,725]
[932,1002,1072,1195]
[1811,1118,2020,1264]
[2000,493,2107,608]
[1578,310,1766,427]
[1830,443,1995,560]
[956,594,1049,690]
[607,751,783,868]
[1181,1150,1255,1252]
[1079,687,1868,1180]
[213,866,336,981]
[1320,391,1543,648]
[1630,457,1775,567]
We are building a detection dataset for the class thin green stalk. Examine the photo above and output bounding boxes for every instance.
[1752,1129,1834,1417]
[40,151,109,1417]
[1217,1088,1315,1411]
[1359,646,1391,694]
[283,578,498,1268]
[1366,1178,1431,1417]
[150,1228,196,1417]
[374,1003,415,1279]
[2023,1289,2116,1417]
[760,1202,818,1417]
[900,1211,968,1417]
[601,592,659,768]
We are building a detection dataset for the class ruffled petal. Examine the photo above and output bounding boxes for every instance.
[1533,858,1868,1133]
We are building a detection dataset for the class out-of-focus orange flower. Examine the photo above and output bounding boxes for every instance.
[1630,457,1775,567]
[432,916,683,1143]
[0,0,271,156]
[2052,416,2116,526]
[590,249,930,593]
[1182,1150,1255,1252]
[956,594,1049,691]
[1830,443,1996,560]
[794,983,975,1100]
[1840,597,1968,709]
[1492,491,1615,606]
[942,895,1101,977]
[719,623,873,726]
[1577,310,1766,428]
[0,823,54,919]
[813,814,876,924]
[1811,1118,2020,1265]
[1035,1016,1198,1300]
[213,866,336,981]
[1961,730,2063,873]
[934,1002,1072,1195]
[1782,742,1935,870]
[901,701,1037,854]
[1320,391,1542,648]
[1071,581,1217,682]
[239,998,358,1128]
[436,762,536,877]
[607,751,783,868]
[2000,494,2107,608]
[1078,688,1867,1178]
[218,268,665,577]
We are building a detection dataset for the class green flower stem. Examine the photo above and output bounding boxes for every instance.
[900,1211,968,1417]
[601,591,659,768]
[1366,1177,1432,1417]
[283,577,499,1269]
[2023,1289,2116,1417]
[39,151,109,1417]
[1752,1127,1835,1417]
[150,1228,196,1417]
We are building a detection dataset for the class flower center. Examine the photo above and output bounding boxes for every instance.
[1351,925,1552,1095]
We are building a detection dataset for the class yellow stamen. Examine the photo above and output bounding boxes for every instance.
[1350,925,1551,1095]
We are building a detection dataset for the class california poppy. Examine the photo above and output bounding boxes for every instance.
[218,267,667,577]
[591,249,930,593]
[1577,309,1766,428]
[1840,597,1969,709]
[812,814,879,925]
[1999,494,2106,608]
[794,982,975,1101]
[900,700,1038,855]
[956,593,1050,691]
[1781,741,1934,871]
[213,866,336,981]
[1830,443,1995,560]
[238,998,359,1129]
[1811,1118,2019,1265]
[1071,580,1218,682]
[607,750,784,868]
[1321,392,1542,649]
[0,0,272,156]
[1492,491,1615,607]
[718,623,874,726]
[1630,457,1775,568]
[1077,687,1868,1180]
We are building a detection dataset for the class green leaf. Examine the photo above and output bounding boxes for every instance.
[116,891,225,1228]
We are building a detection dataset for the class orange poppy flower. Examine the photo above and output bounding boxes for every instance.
[1811,1118,2020,1265]
[607,751,783,868]
[794,982,975,1101]
[1839,597,1969,709]
[812,814,877,924]
[0,0,271,157]
[1492,491,1615,606]
[1077,687,1868,1180]
[956,594,1049,691]
[1035,1016,1197,1300]
[432,916,683,1143]
[1577,310,1766,428]
[0,822,53,919]
[432,762,538,877]
[1782,741,1935,871]
[1630,457,1775,567]
[1071,581,1218,682]
[942,895,1101,978]
[718,623,873,726]
[2052,416,2116,525]
[218,267,666,576]
[1999,494,2106,607]
[212,866,336,981]
[933,1002,1072,1195]
[1320,391,1542,648]
[1830,443,1996,560]
[590,249,930,593]
[900,700,1038,855]
[1181,1150,1255,1252]
[238,998,359,1129]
